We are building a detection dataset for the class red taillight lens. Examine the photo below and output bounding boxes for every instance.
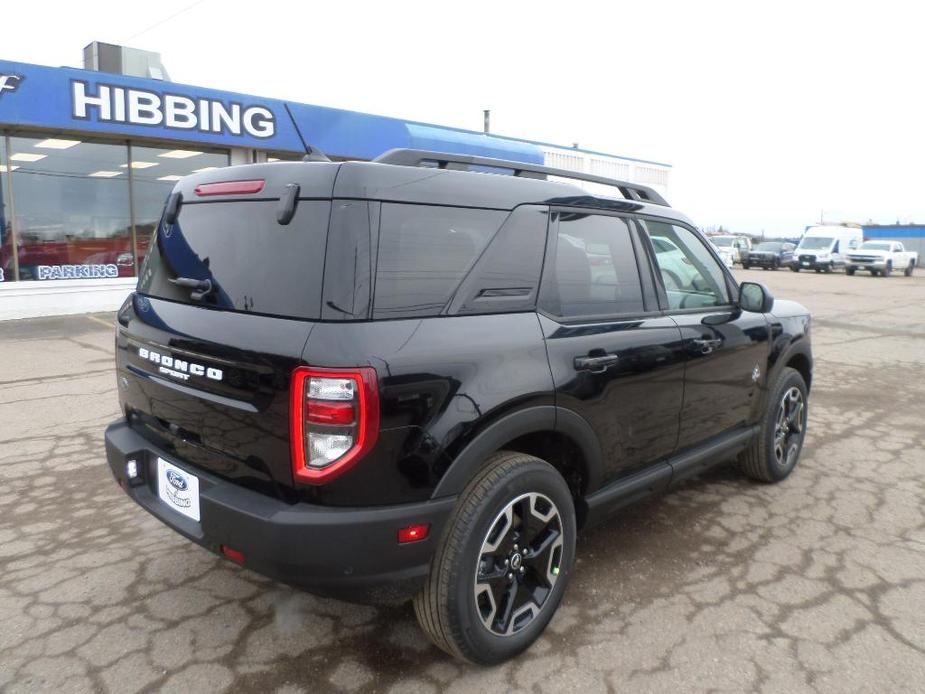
[398,524,431,544]
[290,366,380,484]
[220,545,245,564]
[307,401,356,425]
[194,180,265,197]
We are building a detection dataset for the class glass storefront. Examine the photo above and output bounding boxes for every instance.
[0,133,229,283]
[0,136,12,282]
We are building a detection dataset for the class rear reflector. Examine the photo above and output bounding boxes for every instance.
[194,180,265,197]
[220,545,245,564]
[398,524,431,544]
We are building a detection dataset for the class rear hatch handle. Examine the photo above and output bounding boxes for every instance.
[168,276,213,301]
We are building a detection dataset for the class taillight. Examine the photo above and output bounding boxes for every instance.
[290,366,380,484]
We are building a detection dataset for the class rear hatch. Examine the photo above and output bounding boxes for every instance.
[117,164,338,498]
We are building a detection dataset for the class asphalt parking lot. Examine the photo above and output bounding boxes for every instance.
[1,269,924,693]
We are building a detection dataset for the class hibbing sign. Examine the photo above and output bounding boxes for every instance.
[0,58,547,163]
[0,59,305,151]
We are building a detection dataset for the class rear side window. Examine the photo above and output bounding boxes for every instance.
[539,213,644,319]
[373,204,507,319]
[138,200,330,319]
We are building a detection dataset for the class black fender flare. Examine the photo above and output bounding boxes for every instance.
[768,334,813,391]
[431,405,604,498]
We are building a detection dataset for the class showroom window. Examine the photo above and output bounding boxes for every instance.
[130,145,229,268]
[8,135,132,281]
[1,136,12,282]
[0,134,229,282]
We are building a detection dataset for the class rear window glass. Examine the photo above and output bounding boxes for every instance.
[374,204,507,319]
[138,200,330,319]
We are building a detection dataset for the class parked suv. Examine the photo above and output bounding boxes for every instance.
[743,241,796,270]
[105,149,813,664]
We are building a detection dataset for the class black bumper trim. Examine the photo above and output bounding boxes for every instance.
[105,419,456,603]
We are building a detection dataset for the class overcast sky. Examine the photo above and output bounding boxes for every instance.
[4,1,922,235]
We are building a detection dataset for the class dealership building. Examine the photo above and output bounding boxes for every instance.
[0,47,671,320]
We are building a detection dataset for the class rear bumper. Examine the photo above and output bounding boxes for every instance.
[105,419,455,604]
[746,256,779,267]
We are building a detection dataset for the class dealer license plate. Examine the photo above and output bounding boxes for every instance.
[157,458,201,522]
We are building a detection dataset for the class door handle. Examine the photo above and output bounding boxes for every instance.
[690,338,722,354]
[574,353,620,373]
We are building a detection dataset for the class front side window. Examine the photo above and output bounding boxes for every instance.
[641,220,730,310]
[538,213,644,319]
[374,204,507,319]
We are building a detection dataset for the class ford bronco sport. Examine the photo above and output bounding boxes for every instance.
[106,149,813,664]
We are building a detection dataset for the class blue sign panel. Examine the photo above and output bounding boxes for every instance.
[0,58,546,164]
[0,59,306,152]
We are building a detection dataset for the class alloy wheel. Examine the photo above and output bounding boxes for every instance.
[473,493,564,636]
[774,386,805,468]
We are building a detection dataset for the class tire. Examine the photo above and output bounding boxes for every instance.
[742,264,750,270]
[739,367,808,483]
[846,267,856,276]
[814,268,821,273]
[905,261,915,277]
[883,261,892,277]
[791,266,800,272]
[413,451,576,664]
[772,259,780,270]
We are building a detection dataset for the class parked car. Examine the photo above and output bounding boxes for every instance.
[707,237,735,268]
[743,241,795,270]
[845,240,917,277]
[709,235,751,264]
[105,149,813,664]
[791,225,863,272]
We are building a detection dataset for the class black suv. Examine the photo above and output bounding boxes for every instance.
[105,149,813,664]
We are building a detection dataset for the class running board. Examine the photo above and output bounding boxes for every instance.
[583,425,758,528]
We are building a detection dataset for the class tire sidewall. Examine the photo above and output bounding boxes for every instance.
[761,369,808,481]
[448,463,576,664]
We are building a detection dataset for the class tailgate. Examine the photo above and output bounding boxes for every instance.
[118,192,333,496]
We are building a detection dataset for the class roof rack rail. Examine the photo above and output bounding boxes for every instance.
[373,148,669,207]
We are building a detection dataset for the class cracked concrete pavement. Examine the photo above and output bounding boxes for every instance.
[1,269,924,693]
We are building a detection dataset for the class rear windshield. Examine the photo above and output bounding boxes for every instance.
[138,200,330,319]
[859,242,891,251]
[755,242,782,251]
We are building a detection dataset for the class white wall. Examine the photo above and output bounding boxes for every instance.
[541,146,670,200]
[0,278,135,320]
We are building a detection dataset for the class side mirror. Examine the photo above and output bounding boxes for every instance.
[739,281,774,313]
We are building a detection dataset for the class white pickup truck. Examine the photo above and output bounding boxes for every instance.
[846,240,918,277]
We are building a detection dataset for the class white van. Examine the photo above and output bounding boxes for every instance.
[791,225,863,273]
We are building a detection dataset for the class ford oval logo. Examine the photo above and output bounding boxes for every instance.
[166,469,188,491]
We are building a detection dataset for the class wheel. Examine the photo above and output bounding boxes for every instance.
[905,261,915,277]
[814,268,821,273]
[742,264,750,270]
[739,367,808,483]
[883,261,892,277]
[846,267,856,276]
[772,259,780,270]
[790,266,800,272]
[761,266,767,271]
[414,451,576,664]
[871,269,879,277]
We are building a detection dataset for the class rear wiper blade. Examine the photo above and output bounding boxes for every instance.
[169,276,213,301]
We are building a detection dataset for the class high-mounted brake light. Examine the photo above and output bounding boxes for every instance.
[290,366,380,484]
[194,179,265,197]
